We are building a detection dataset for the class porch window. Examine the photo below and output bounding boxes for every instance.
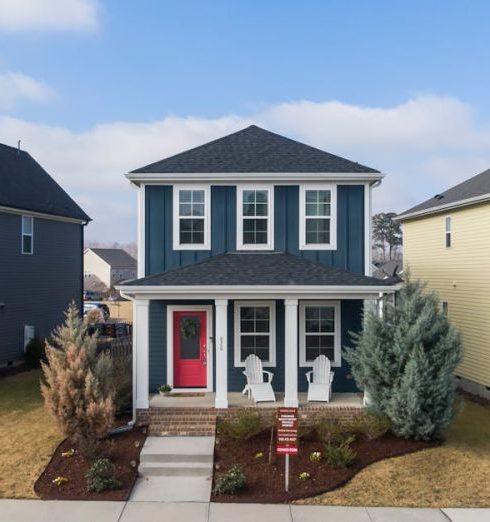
[237,186,274,250]
[173,186,210,250]
[234,301,276,366]
[299,185,337,250]
[299,300,341,367]
[21,215,33,255]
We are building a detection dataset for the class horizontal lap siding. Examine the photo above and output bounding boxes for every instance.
[403,203,490,387]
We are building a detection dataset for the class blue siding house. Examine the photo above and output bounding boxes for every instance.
[0,143,90,365]
[119,126,397,412]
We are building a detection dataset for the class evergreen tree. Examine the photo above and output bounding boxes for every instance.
[345,278,461,440]
[41,303,115,456]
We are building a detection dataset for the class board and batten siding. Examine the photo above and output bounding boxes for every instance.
[0,211,83,364]
[145,184,365,276]
[403,203,490,387]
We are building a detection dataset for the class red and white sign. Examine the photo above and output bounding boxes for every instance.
[276,407,298,455]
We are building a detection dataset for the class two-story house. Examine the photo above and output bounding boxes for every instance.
[0,142,90,366]
[118,125,397,416]
[397,168,490,400]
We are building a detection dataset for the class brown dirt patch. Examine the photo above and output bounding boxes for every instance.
[211,430,435,503]
[34,425,147,501]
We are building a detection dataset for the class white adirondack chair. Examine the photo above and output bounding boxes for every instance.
[242,354,276,403]
[306,355,334,402]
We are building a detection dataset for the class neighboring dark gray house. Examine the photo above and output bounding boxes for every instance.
[0,143,90,365]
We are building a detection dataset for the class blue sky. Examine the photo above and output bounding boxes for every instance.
[1,0,490,241]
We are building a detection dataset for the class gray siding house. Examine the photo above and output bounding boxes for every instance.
[0,143,90,365]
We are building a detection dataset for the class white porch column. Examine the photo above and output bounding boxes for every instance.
[284,299,299,407]
[134,299,150,410]
[215,299,228,408]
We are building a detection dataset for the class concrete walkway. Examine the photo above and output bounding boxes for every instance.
[1,500,489,522]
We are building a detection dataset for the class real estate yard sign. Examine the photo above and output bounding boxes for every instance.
[276,407,298,492]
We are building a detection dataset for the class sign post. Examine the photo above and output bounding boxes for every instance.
[276,407,298,492]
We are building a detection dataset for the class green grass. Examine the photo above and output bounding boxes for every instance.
[298,398,490,507]
[0,370,62,498]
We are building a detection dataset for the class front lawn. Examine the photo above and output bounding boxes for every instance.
[298,397,490,507]
[0,370,61,498]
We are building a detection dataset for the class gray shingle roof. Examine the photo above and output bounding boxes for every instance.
[131,125,379,174]
[398,168,490,219]
[122,251,395,287]
[88,248,136,268]
[0,143,90,221]
[373,259,403,280]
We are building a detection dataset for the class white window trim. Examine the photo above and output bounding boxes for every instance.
[172,185,211,250]
[234,300,276,367]
[299,300,341,367]
[236,185,274,251]
[21,215,34,255]
[299,184,337,250]
[445,215,451,249]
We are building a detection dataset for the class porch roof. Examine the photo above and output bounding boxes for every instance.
[119,251,399,296]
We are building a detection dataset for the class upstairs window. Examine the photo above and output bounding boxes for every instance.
[21,215,33,255]
[173,186,210,250]
[445,216,451,248]
[442,301,449,316]
[237,186,274,250]
[299,185,337,250]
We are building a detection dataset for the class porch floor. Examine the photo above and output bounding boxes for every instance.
[149,392,363,409]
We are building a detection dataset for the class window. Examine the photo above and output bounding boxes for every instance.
[237,186,273,250]
[442,301,449,317]
[21,215,33,254]
[299,185,337,250]
[445,216,451,248]
[234,301,276,366]
[173,186,210,250]
[299,301,341,367]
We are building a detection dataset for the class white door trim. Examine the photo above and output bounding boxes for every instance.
[166,304,214,392]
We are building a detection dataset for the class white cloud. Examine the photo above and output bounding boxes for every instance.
[0,0,99,32]
[1,95,490,242]
[0,72,54,110]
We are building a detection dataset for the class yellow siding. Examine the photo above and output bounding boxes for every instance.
[403,203,490,387]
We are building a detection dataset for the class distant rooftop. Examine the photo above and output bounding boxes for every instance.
[86,248,136,268]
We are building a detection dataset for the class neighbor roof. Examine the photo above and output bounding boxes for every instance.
[87,248,136,268]
[397,168,490,220]
[130,125,380,174]
[122,251,395,287]
[0,143,90,221]
[373,259,403,281]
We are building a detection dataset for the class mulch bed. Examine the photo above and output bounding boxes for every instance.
[34,424,147,501]
[212,430,437,503]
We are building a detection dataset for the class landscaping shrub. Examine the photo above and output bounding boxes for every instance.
[324,435,356,468]
[41,303,115,457]
[213,465,246,495]
[25,337,46,368]
[112,355,132,416]
[218,411,261,441]
[86,458,122,493]
[316,418,354,446]
[344,277,462,440]
[351,412,391,440]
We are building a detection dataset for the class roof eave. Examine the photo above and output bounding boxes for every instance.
[396,192,490,222]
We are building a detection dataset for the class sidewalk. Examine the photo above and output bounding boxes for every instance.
[1,500,489,522]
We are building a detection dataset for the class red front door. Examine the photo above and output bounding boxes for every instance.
[173,311,207,388]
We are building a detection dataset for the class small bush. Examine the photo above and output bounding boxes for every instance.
[298,424,316,441]
[324,435,356,468]
[213,465,246,495]
[112,355,132,415]
[218,411,261,441]
[25,337,46,368]
[316,418,354,445]
[351,412,391,440]
[86,458,122,493]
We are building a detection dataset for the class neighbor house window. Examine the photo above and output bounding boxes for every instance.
[173,186,210,250]
[442,301,449,317]
[299,301,341,367]
[299,185,337,250]
[21,215,33,254]
[445,216,451,248]
[234,301,276,366]
[237,186,273,250]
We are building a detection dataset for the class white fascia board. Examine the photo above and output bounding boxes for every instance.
[0,205,88,224]
[395,193,490,222]
[126,171,385,185]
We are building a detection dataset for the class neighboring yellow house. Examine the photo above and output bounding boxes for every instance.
[397,168,490,399]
